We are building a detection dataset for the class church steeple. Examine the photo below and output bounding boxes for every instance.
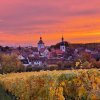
[60,34,66,52]
[37,34,45,51]
[62,35,64,42]
[38,36,44,44]
[60,35,65,46]
[40,36,42,40]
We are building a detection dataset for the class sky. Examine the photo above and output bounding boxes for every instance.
[0,0,100,46]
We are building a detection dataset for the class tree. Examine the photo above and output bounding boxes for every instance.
[80,52,92,62]
[92,60,100,68]
[0,54,24,74]
[75,52,99,69]
[57,61,64,70]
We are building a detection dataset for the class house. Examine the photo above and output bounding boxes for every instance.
[32,47,39,55]
[39,48,49,57]
[28,57,46,66]
[46,58,65,65]
[18,55,31,67]
[55,49,64,58]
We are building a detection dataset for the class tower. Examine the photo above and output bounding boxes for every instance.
[38,36,45,51]
[60,35,66,52]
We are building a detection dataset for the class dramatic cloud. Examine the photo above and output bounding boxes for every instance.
[0,0,100,46]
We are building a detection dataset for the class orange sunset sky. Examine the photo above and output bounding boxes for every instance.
[0,0,100,46]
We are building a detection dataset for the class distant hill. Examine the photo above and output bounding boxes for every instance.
[70,43,100,49]
[49,42,100,50]
[50,41,69,49]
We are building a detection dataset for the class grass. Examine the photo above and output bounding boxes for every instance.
[0,86,12,100]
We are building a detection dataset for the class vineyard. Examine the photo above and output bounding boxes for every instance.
[0,69,100,100]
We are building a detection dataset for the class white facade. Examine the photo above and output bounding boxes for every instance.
[18,55,25,60]
[34,61,42,66]
[60,46,66,52]
[38,44,45,51]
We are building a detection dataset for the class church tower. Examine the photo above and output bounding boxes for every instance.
[38,36,45,51]
[60,35,66,52]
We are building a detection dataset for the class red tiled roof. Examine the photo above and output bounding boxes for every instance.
[55,49,63,54]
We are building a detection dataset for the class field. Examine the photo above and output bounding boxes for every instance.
[0,69,100,100]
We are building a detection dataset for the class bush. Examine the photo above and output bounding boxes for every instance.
[92,61,100,68]
[63,61,74,69]
[47,64,58,70]
[57,61,73,70]
[25,65,33,72]
[0,54,24,74]
[0,85,16,100]
[32,65,44,71]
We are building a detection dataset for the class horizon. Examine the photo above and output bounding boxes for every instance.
[0,40,100,47]
[0,0,100,46]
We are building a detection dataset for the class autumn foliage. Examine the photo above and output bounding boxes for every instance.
[0,54,24,73]
[0,69,100,100]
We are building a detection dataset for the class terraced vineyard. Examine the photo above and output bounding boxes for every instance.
[0,69,100,100]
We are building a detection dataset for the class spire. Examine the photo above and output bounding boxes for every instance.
[38,33,45,51]
[40,32,42,39]
[62,35,64,42]
[38,33,44,44]
[39,32,43,41]
[60,34,65,46]
[60,33,66,52]
[40,36,42,40]
[61,32,64,42]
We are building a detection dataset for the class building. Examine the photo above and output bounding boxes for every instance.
[28,56,46,66]
[18,55,30,67]
[38,36,45,51]
[60,36,66,52]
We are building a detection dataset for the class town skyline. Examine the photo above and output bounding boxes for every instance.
[0,34,100,47]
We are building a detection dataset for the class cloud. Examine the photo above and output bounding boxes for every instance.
[0,0,100,45]
[64,9,100,17]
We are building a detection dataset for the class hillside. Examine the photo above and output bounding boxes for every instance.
[0,69,100,100]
